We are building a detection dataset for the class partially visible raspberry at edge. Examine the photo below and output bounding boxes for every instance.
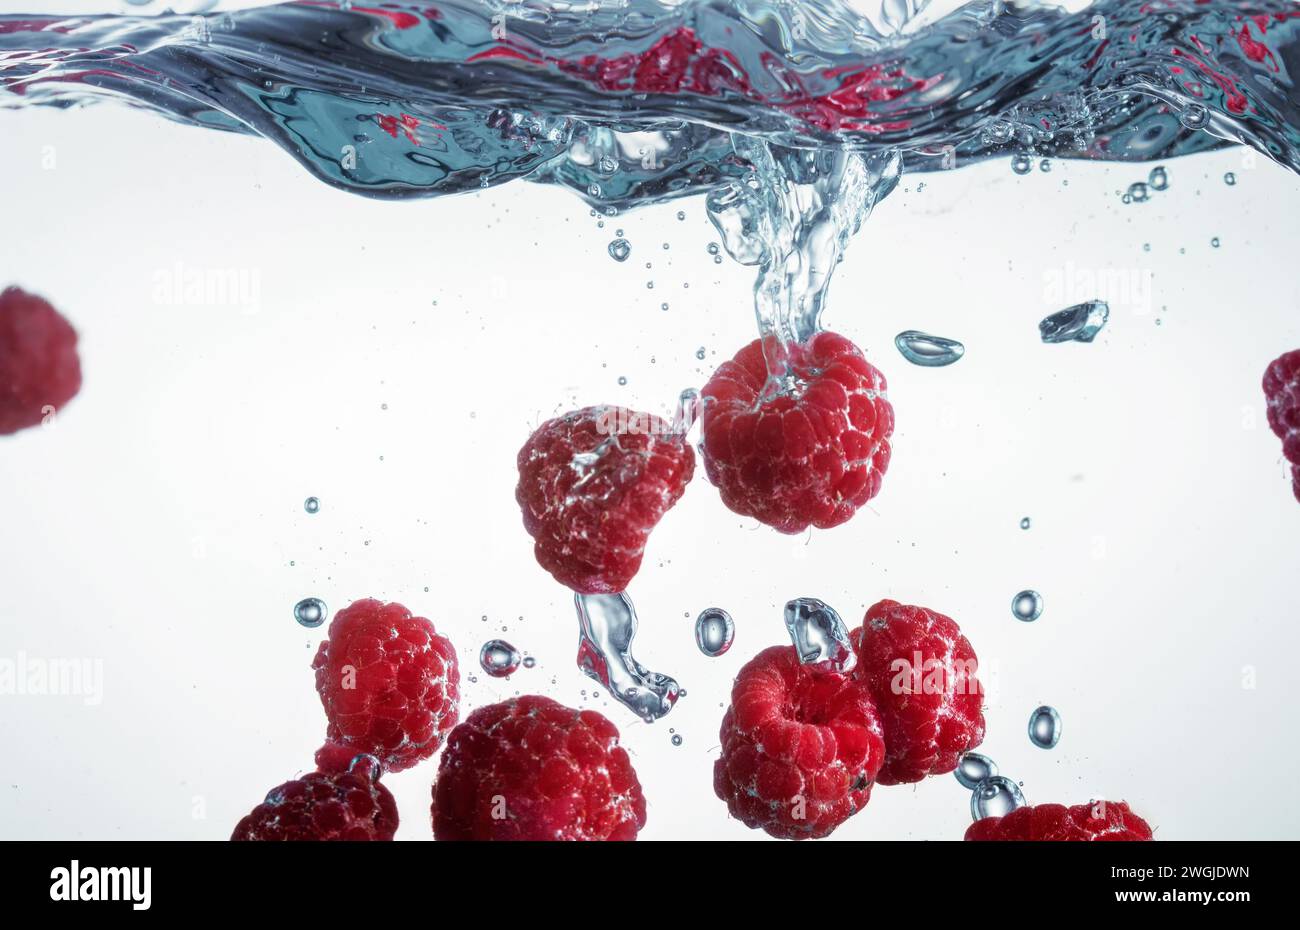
[714,645,886,840]
[0,286,82,436]
[1263,349,1300,502]
[431,695,646,841]
[851,599,985,785]
[231,746,398,841]
[312,598,460,773]
[699,331,893,534]
[965,801,1154,841]
[516,405,695,594]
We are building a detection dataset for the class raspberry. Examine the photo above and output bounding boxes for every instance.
[965,801,1154,841]
[1263,349,1300,502]
[231,746,398,841]
[312,599,459,773]
[431,695,646,841]
[516,405,695,593]
[713,645,886,840]
[850,599,985,785]
[699,332,893,533]
[0,286,82,436]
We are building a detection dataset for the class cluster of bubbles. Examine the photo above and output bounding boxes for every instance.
[1123,165,1169,205]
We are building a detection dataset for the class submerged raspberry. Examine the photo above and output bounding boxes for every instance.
[965,800,1154,841]
[850,599,985,785]
[312,599,459,773]
[431,695,646,841]
[700,332,893,533]
[1263,349,1300,502]
[714,645,886,840]
[231,748,398,841]
[0,286,82,436]
[516,405,695,593]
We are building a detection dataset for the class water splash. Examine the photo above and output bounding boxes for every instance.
[783,597,855,673]
[575,592,679,722]
[706,138,900,382]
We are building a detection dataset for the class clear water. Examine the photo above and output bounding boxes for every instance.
[2,0,1299,840]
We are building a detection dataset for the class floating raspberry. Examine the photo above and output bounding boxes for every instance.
[714,645,886,840]
[965,801,1154,841]
[231,747,398,841]
[850,599,985,785]
[1263,349,1300,502]
[312,598,459,773]
[699,332,893,533]
[0,286,82,436]
[431,695,646,841]
[516,405,694,593]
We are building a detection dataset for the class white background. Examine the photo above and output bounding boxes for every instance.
[2,16,1300,839]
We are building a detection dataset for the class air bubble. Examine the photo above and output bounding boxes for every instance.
[1179,104,1210,129]
[479,639,521,677]
[954,752,998,790]
[1012,590,1043,622]
[523,656,536,669]
[1126,182,1150,203]
[784,598,855,673]
[895,330,965,367]
[607,238,631,262]
[1224,172,1237,186]
[1028,705,1062,749]
[1039,300,1109,344]
[694,608,735,657]
[1011,153,1033,175]
[1148,166,1168,190]
[304,496,320,514]
[971,776,1026,821]
[294,597,327,628]
[1020,517,1031,530]
[671,734,683,746]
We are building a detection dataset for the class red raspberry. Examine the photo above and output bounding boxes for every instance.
[516,405,695,593]
[431,695,646,841]
[850,599,985,785]
[713,645,886,840]
[312,599,459,773]
[231,745,398,841]
[965,801,1154,841]
[699,332,893,533]
[0,286,82,436]
[1263,349,1300,502]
